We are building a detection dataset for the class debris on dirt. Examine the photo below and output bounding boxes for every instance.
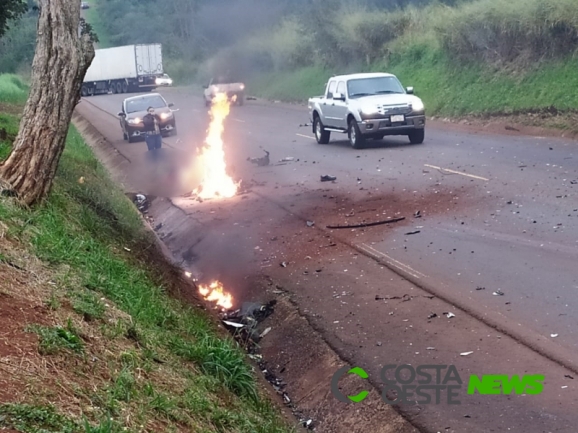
[460,351,474,356]
[123,247,131,252]
[279,157,295,162]
[154,223,163,231]
[405,230,421,235]
[551,333,559,338]
[414,210,422,218]
[444,312,456,318]
[427,313,438,319]
[78,176,85,184]
[493,289,505,296]
[306,220,315,227]
[326,216,405,229]
[260,327,272,338]
[476,286,486,291]
[505,125,520,131]
[320,175,337,182]
[377,342,382,346]
[565,375,574,379]
[506,200,513,204]
[426,347,436,350]
[299,123,311,127]
[247,149,270,166]
[280,261,288,267]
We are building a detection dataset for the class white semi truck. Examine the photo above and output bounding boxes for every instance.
[81,44,164,96]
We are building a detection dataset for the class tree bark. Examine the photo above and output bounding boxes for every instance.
[0,0,94,206]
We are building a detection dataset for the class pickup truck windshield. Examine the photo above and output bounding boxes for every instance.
[125,95,166,113]
[347,77,405,98]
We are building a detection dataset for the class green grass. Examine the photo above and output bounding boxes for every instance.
[246,65,333,102]
[0,404,122,433]
[246,50,578,119]
[0,74,28,104]
[29,320,85,355]
[0,96,294,432]
[0,111,20,160]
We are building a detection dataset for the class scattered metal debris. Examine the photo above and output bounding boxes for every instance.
[414,210,422,218]
[551,333,559,338]
[306,220,315,227]
[493,289,504,296]
[280,261,288,267]
[565,375,574,379]
[280,157,295,162]
[405,230,421,235]
[320,175,337,182]
[460,351,474,356]
[476,286,485,291]
[247,149,270,166]
[327,216,405,229]
[444,312,456,318]
[427,313,438,319]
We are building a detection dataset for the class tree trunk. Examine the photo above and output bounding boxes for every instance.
[0,0,94,206]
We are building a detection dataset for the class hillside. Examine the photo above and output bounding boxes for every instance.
[73,0,578,132]
[0,75,293,433]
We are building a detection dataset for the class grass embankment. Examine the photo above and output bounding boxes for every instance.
[0,75,293,433]
[217,0,578,128]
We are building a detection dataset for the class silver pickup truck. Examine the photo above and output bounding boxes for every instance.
[308,72,426,149]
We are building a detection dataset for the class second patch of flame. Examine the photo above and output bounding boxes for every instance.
[193,93,239,199]
[199,280,233,310]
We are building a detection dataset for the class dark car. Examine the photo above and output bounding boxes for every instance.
[118,93,177,143]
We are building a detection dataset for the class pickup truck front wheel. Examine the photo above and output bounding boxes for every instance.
[348,119,365,149]
[314,117,330,144]
[408,129,425,144]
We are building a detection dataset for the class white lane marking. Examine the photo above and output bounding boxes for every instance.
[361,243,427,279]
[424,164,489,181]
[296,133,315,140]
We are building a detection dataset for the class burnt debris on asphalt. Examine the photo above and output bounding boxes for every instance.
[247,149,270,166]
[218,299,315,430]
[320,175,337,182]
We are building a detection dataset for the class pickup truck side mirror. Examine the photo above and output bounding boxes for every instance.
[333,92,346,101]
[118,111,125,117]
[406,87,414,94]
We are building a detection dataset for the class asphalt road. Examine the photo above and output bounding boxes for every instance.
[75,87,578,433]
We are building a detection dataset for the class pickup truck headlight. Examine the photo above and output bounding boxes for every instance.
[128,117,142,125]
[160,112,173,120]
[360,106,379,117]
[411,99,425,113]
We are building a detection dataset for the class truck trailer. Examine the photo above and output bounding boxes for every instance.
[81,44,164,96]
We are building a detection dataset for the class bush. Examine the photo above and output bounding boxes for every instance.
[0,74,28,104]
[435,0,578,65]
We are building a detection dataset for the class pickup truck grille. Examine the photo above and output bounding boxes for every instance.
[376,104,411,116]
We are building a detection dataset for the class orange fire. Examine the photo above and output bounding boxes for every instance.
[198,280,233,310]
[192,93,239,199]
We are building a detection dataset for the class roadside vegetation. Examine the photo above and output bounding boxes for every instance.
[0,75,293,433]
[42,0,578,129]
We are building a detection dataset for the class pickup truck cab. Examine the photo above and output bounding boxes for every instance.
[308,73,426,149]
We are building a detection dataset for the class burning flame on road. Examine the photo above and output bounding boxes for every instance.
[198,280,233,310]
[192,93,239,199]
